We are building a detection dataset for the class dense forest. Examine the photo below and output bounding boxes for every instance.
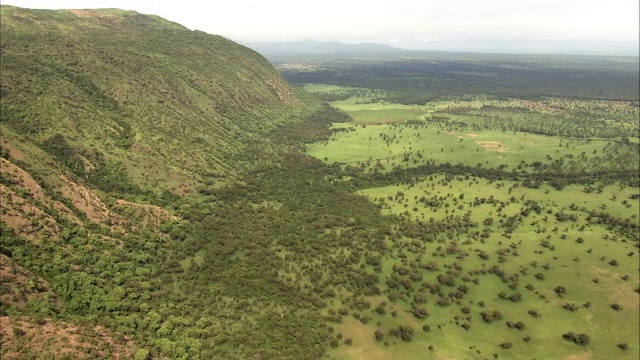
[274,53,640,102]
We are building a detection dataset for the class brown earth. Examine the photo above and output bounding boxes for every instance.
[0,316,135,360]
[58,174,114,223]
[590,266,640,311]
[0,255,63,313]
[475,141,509,153]
[563,351,592,360]
[113,199,178,234]
[0,184,61,242]
[0,137,25,161]
[0,159,80,240]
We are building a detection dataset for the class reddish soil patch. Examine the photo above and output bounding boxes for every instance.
[0,255,62,312]
[0,316,135,359]
[475,141,509,153]
[563,351,592,360]
[0,137,25,160]
[58,175,112,223]
[67,9,117,19]
[0,184,61,241]
[113,199,177,233]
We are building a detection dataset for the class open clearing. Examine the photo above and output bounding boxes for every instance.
[310,91,639,360]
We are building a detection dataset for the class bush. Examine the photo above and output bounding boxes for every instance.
[398,325,414,342]
[412,306,429,319]
[480,310,503,323]
[562,332,590,345]
[499,342,513,349]
[374,329,384,341]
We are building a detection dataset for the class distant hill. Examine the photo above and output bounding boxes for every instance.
[245,40,402,56]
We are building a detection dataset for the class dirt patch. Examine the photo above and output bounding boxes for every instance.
[1,159,47,199]
[0,137,25,160]
[115,199,176,220]
[0,159,82,239]
[264,77,297,106]
[464,133,478,137]
[0,316,135,359]
[129,142,144,154]
[563,351,592,360]
[0,184,61,241]
[67,9,117,19]
[0,255,62,312]
[0,160,79,224]
[58,175,112,223]
[475,141,509,153]
[590,266,640,311]
[113,199,177,232]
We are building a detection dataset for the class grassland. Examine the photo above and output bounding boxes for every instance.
[325,175,639,360]
[305,86,639,360]
[308,124,614,172]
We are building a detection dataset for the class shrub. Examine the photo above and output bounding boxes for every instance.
[480,310,503,323]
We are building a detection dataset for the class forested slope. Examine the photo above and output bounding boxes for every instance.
[0,6,343,359]
[0,5,318,193]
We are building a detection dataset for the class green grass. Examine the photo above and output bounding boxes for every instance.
[307,125,613,173]
[359,175,639,226]
[310,94,639,360]
[347,109,425,124]
[322,174,640,360]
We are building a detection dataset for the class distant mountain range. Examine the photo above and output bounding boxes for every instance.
[244,39,639,57]
[243,40,402,55]
[394,39,640,56]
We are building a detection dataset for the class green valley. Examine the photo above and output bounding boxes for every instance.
[0,5,638,360]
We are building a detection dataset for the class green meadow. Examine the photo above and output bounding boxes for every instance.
[308,124,613,173]
[322,175,640,360]
[307,86,639,360]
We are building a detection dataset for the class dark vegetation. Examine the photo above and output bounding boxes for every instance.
[275,54,640,102]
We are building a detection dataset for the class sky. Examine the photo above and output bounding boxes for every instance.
[3,0,639,52]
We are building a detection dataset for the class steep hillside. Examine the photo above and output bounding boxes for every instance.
[0,6,340,359]
[0,5,318,194]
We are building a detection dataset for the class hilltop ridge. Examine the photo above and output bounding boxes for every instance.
[1,5,318,194]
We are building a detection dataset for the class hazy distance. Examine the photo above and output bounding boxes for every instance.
[3,0,639,55]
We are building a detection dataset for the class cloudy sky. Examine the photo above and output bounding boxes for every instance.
[4,0,639,45]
